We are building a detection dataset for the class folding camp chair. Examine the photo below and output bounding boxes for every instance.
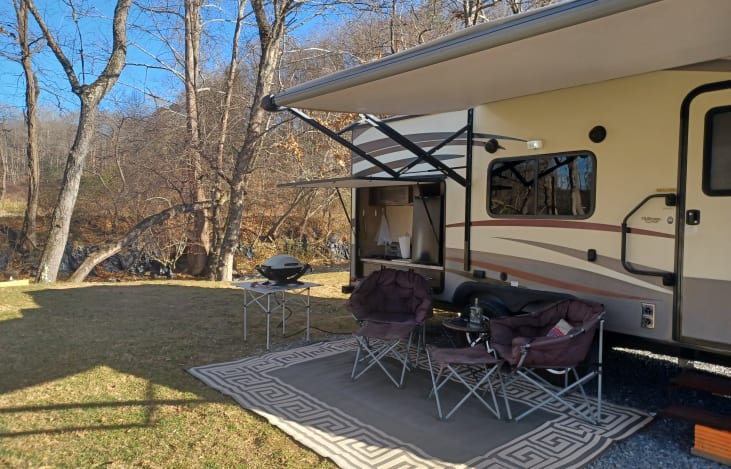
[425,343,508,420]
[490,299,605,423]
[347,268,433,388]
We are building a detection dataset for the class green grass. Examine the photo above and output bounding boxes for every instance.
[0,273,355,468]
[0,198,26,217]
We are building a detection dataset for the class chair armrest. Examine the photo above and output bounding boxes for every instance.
[515,329,592,368]
[568,327,586,338]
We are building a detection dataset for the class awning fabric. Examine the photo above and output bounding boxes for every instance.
[277,176,445,189]
[268,0,731,115]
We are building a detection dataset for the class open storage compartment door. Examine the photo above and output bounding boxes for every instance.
[279,176,447,293]
[356,180,446,293]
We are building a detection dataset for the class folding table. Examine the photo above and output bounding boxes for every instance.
[234,281,321,350]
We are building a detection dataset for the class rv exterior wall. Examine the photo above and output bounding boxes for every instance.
[441,69,731,357]
[345,68,730,358]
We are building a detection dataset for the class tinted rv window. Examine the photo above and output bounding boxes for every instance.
[488,152,595,218]
[704,106,731,195]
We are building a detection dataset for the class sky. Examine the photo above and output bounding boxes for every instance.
[0,0,341,118]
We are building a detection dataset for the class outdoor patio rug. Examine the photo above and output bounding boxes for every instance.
[189,338,652,469]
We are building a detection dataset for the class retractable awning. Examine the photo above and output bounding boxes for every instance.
[278,176,445,189]
[266,0,731,115]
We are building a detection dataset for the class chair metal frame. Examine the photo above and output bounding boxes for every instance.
[352,322,418,388]
[425,344,508,420]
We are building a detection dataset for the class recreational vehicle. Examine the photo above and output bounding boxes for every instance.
[264,0,731,362]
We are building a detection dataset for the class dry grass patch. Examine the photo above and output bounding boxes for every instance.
[0,272,354,468]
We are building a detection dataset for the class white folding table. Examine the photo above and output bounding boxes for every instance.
[234,281,321,350]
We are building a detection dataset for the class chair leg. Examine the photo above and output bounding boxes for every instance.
[398,332,414,387]
[596,319,604,422]
[511,368,600,423]
[402,325,424,373]
[426,350,503,420]
[442,364,501,420]
[495,364,512,421]
[414,324,425,368]
[352,335,410,388]
[426,348,445,419]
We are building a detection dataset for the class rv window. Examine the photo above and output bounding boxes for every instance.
[488,152,595,218]
[703,106,731,196]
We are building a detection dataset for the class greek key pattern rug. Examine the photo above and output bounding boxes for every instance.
[189,339,652,469]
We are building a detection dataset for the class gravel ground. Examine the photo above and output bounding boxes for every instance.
[587,347,731,469]
[424,322,731,468]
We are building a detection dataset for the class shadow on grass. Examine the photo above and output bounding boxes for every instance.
[0,281,356,438]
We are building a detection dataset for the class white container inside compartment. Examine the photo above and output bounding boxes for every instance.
[398,235,411,259]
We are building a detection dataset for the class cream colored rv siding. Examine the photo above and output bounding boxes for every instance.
[454,70,731,269]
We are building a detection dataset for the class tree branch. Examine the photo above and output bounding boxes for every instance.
[68,200,214,282]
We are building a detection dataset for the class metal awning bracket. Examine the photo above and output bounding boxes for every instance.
[268,100,469,187]
[285,107,400,178]
[362,114,468,187]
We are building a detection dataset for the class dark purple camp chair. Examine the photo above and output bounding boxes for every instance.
[489,298,605,423]
[347,268,433,388]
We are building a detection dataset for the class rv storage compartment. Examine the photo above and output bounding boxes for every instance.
[412,195,441,264]
[369,186,412,205]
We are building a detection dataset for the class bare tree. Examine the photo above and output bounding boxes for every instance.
[29,0,132,283]
[0,131,5,203]
[206,0,249,279]
[131,0,253,278]
[13,0,40,251]
[215,0,299,281]
[181,0,210,276]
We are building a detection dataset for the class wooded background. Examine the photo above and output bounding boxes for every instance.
[0,0,557,282]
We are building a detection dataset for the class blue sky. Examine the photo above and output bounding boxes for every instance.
[0,0,339,117]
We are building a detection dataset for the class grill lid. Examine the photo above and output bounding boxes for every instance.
[255,254,311,285]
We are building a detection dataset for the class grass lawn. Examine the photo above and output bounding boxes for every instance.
[0,271,357,468]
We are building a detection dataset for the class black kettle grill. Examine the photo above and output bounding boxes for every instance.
[255,254,311,285]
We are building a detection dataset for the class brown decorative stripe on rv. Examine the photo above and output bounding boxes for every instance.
[357,137,471,157]
[353,131,521,161]
[353,154,464,177]
[446,219,674,239]
[356,131,522,152]
[445,245,668,300]
[445,255,656,300]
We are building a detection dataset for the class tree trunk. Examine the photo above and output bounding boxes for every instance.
[0,145,5,204]
[37,102,100,282]
[262,189,308,241]
[215,0,292,281]
[206,0,247,280]
[15,0,40,252]
[29,0,132,283]
[68,201,213,282]
[183,0,210,277]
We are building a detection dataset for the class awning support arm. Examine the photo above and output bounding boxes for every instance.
[363,114,468,187]
[335,188,352,226]
[285,107,400,178]
[397,124,470,176]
